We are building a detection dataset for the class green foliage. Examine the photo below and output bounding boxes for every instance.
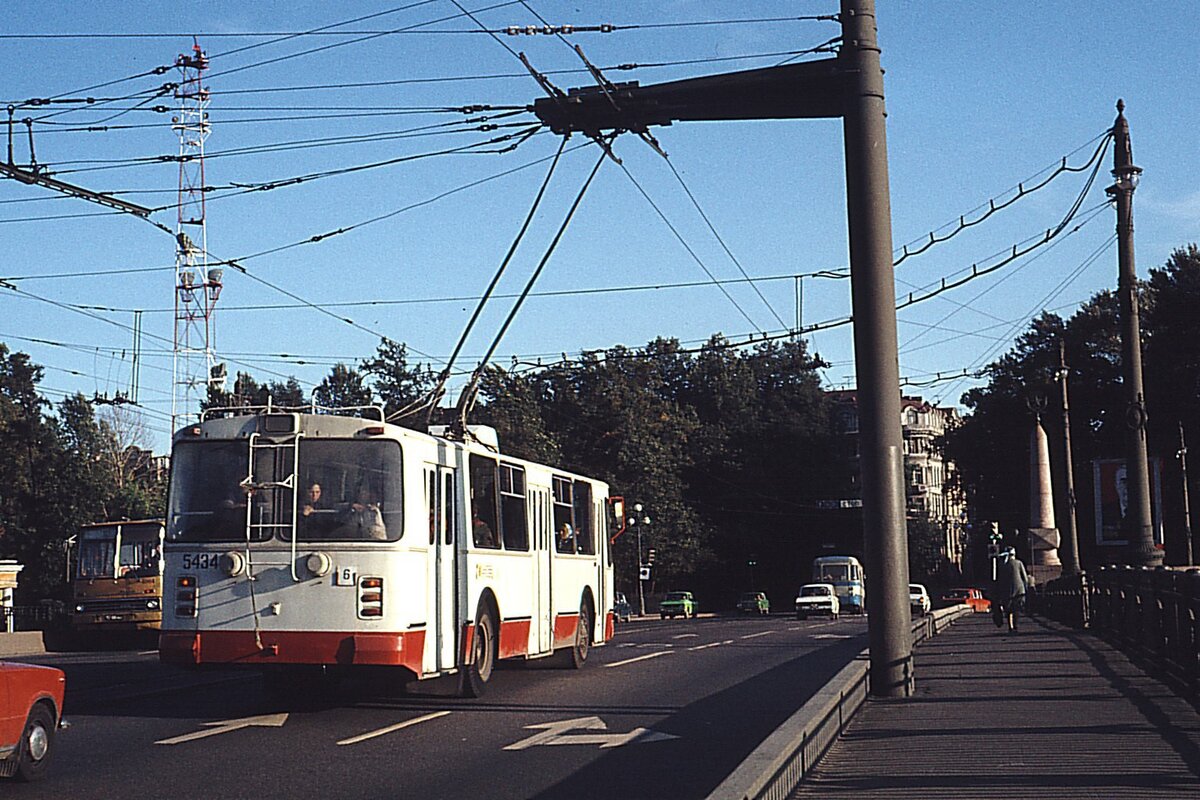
[313,363,373,409]
[203,371,306,410]
[946,243,1200,567]
[359,340,437,429]
[906,514,945,581]
[474,335,842,602]
[0,345,166,599]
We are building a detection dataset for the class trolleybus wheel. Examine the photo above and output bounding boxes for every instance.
[12,704,56,782]
[460,607,496,698]
[566,601,591,669]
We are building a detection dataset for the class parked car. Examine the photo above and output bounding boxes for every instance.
[909,583,932,616]
[794,583,840,619]
[736,591,770,615]
[942,587,991,613]
[613,592,632,623]
[1,661,66,781]
[659,591,697,619]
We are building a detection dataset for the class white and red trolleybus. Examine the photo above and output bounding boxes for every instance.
[158,405,616,696]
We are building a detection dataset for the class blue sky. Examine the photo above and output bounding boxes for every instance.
[1,2,1197,453]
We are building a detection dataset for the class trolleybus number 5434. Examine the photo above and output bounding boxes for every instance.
[181,553,221,570]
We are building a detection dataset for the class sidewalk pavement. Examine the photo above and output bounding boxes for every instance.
[790,613,1200,799]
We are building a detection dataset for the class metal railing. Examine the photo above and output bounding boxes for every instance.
[1038,566,1200,696]
[0,603,67,632]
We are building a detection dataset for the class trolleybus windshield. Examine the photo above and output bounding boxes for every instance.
[168,438,403,543]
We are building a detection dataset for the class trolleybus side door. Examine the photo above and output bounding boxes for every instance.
[424,463,459,675]
[531,485,553,654]
[437,465,458,673]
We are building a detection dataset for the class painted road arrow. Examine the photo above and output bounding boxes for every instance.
[504,716,678,751]
[155,713,289,745]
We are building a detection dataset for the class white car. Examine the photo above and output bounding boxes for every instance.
[909,583,931,616]
[795,583,840,619]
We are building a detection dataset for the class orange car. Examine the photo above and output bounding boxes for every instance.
[1,661,66,781]
[942,587,991,613]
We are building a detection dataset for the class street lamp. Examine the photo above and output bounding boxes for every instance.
[631,503,652,616]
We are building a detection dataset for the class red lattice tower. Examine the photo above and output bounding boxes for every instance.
[171,41,223,431]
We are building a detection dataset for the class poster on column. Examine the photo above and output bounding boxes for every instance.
[1092,458,1163,547]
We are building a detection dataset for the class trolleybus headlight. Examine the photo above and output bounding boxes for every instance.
[75,604,85,613]
[306,551,332,577]
[147,599,160,610]
[220,551,246,577]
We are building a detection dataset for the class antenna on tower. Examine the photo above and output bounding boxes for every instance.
[171,40,224,432]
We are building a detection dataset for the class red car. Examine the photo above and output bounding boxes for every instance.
[942,587,991,613]
[1,661,66,781]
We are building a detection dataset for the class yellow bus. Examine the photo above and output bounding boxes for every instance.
[72,519,165,633]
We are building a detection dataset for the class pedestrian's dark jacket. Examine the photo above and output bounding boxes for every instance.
[994,555,1029,601]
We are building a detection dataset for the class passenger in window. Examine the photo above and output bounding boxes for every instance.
[472,503,496,548]
[334,486,387,540]
[301,482,327,517]
[556,522,575,553]
[353,486,387,540]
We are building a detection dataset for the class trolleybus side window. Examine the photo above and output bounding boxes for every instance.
[573,480,594,555]
[499,463,529,551]
[427,472,437,545]
[469,454,500,549]
[295,439,403,542]
[553,476,576,554]
[443,471,455,545]
[168,441,273,542]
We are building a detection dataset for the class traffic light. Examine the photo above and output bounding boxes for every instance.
[647,548,656,565]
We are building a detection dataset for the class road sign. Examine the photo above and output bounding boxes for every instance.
[639,566,651,581]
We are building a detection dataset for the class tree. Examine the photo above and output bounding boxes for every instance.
[314,363,373,409]
[359,339,437,426]
[203,371,306,409]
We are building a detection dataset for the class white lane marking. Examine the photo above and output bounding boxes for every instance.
[740,630,774,640]
[155,714,289,745]
[671,633,699,639]
[504,716,679,750]
[137,650,158,656]
[688,639,734,651]
[605,650,674,668]
[337,710,451,746]
[812,633,852,640]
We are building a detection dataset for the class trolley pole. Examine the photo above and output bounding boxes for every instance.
[1107,100,1161,568]
[1056,340,1081,575]
[841,0,912,697]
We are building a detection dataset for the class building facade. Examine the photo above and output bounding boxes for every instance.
[828,390,968,572]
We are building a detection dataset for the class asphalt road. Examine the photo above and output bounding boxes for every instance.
[7,613,868,800]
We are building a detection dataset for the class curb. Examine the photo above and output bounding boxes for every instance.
[705,604,971,800]
[0,631,48,658]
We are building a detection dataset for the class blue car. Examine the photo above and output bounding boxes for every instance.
[613,592,632,623]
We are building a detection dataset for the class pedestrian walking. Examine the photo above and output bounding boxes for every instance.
[993,546,1029,633]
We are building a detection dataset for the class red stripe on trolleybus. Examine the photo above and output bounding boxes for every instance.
[498,618,532,659]
[553,613,579,649]
[159,630,425,674]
